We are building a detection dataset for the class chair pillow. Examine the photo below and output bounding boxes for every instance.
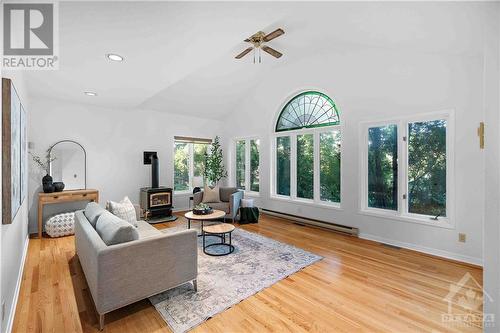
[220,187,237,202]
[84,202,106,228]
[107,196,138,227]
[202,185,220,203]
[96,211,139,246]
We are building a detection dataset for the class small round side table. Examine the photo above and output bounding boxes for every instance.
[184,209,226,237]
[202,223,235,256]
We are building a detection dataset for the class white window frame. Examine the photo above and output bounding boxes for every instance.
[173,140,210,194]
[270,125,342,209]
[359,110,455,229]
[233,137,261,197]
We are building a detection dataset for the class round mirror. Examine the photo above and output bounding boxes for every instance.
[48,140,87,190]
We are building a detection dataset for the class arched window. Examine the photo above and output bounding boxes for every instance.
[276,91,340,132]
[273,91,341,205]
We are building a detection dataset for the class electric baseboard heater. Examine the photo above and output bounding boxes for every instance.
[260,208,359,236]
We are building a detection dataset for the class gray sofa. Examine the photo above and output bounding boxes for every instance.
[193,187,243,222]
[75,203,197,330]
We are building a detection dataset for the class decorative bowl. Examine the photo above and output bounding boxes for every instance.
[53,182,65,192]
[192,207,213,215]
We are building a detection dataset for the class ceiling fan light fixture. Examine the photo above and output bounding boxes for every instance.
[235,28,284,62]
[106,53,124,62]
[84,91,97,96]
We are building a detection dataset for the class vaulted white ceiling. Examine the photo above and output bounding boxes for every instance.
[22,1,487,119]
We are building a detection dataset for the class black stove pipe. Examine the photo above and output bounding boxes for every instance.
[151,154,159,188]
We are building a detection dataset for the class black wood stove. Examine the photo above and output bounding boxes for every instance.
[140,152,173,221]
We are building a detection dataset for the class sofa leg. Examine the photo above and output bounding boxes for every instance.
[193,279,198,292]
[99,314,105,330]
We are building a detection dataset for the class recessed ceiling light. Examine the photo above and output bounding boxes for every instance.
[84,91,97,96]
[106,53,124,62]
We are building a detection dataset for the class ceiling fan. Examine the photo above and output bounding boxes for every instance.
[235,28,284,63]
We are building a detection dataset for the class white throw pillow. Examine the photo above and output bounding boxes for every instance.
[107,196,138,227]
[202,186,220,203]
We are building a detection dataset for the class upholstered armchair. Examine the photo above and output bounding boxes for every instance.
[193,187,244,222]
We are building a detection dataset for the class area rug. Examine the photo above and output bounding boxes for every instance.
[149,224,322,333]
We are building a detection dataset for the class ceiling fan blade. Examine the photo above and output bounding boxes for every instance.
[235,47,253,59]
[263,28,284,42]
[262,46,282,58]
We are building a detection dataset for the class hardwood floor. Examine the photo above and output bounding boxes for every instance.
[13,213,482,332]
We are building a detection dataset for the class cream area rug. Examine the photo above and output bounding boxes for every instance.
[149,224,322,333]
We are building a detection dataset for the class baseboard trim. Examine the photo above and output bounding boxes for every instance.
[359,232,483,267]
[5,234,29,333]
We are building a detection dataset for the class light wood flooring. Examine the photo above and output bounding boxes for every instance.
[12,213,483,332]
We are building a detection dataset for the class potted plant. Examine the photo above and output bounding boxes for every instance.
[30,150,56,193]
[204,136,227,187]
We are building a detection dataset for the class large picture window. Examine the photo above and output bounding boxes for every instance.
[361,112,453,226]
[320,131,341,202]
[273,91,341,206]
[297,134,314,199]
[368,124,398,211]
[276,136,291,196]
[408,120,447,217]
[234,138,260,194]
[174,137,211,192]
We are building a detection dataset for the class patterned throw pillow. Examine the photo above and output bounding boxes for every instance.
[107,196,138,227]
[202,185,220,203]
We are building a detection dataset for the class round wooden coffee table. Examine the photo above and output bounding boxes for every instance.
[184,210,226,236]
[202,223,235,256]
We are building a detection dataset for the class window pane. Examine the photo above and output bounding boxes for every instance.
[174,142,190,191]
[320,131,341,202]
[408,120,446,217]
[368,125,398,210]
[250,139,260,192]
[296,134,314,199]
[193,143,208,186]
[276,136,291,196]
[236,140,246,190]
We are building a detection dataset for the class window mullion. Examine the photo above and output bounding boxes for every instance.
[401,121,408,216]
[245,139,251,191]
[189,143,194,190]
[313,131,320,203]
[291,134,297,199]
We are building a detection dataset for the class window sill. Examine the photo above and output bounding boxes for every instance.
[174,191,192,196]
[244,191,260,198]
[358,209,454,229]
[269,195,342,210]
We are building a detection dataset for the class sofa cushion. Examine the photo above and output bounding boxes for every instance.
[135,220,162,239]
[96,211,139,246]
[208,202,230,214]
[84,202,106,228]
[106,196,138,227]
[202,185,220,203]
[220,187,237,202]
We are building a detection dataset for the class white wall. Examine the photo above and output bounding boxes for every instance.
[483,5,500,331]
[220,5,500,266]
[27,98,224,234]
[1,71,30,333]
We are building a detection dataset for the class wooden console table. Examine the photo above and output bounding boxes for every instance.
[38,189,99,238]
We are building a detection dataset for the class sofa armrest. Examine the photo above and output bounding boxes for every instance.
[95,229,198,314]
[75,210,107,301]
[133,204,142,220]
[229,190,244,219]
[193,191,203,206]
